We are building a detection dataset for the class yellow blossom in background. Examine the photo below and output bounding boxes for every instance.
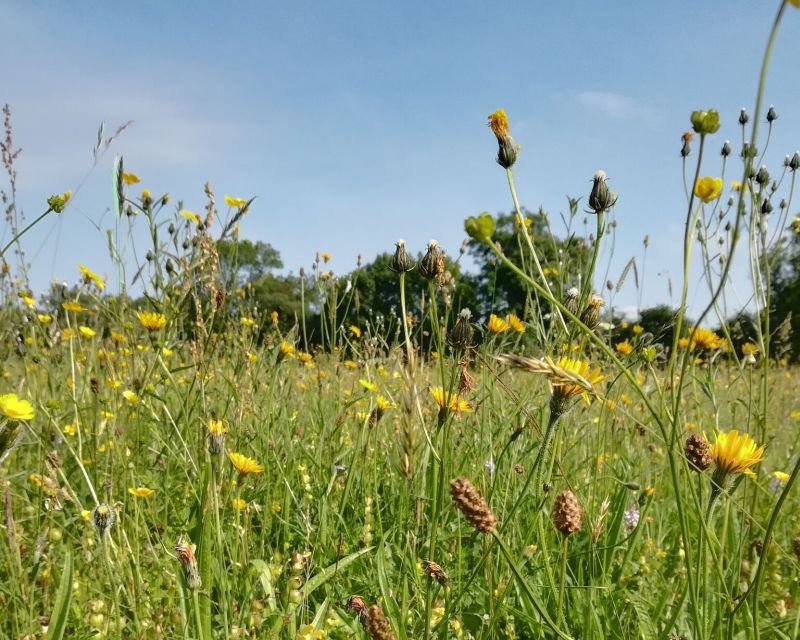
[271,500,281,513]
[121,172,140,185]
[78,264,105,290]
[0,393,35,421]
[37,314,52,323]
[320,252,332,262]
[137,310,167,331]
[62,423,76,436]
[615,340,633,355]
[208,419,227,436]
[359,379,378,392]
[279,341,295,359]
[122,390,139,404]
[686,327,724,351]
[245,351,257,363]
[506,314,525,333]
[297,351,313,365]
[111,330,126,342]
[224,195,247,208]
[343,360,357,369]
[270,310,279,324]
[487,313,510,334]
[141,188,151,201]
[179,209,200,224]
[228,451,264,474]
[232,498,247,510]
[128,487,154,498]
[694,177,723,203]
[632,324,644,335]
[773,471,790,483]
[21,295,35,307]
[375,395,395,411]
[710,429,764,477]
[240,317,255,327]
[741,342,758,356]
[162,347,173,357]
[79,326,96,338]
[429,386,472,413]
[61,328,74,340]
[348,325,361,337]
[62,301,85,312]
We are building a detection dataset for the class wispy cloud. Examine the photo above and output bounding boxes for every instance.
[576,91,657,123]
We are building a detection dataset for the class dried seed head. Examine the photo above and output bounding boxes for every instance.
[174,536,202,590]
[365,604,395,640]
[579,293,604,330]
[551,490,582,536]
[422,560,449,585]
[684,433,712,472]
[458,367,476,394]
[346,595,368,626]
[419,240,444,280]
[449,477,496,533]
[92,503,116,538]
[390,239,415,273]
[564,287,580,316]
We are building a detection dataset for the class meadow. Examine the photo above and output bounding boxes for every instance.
[2,3,800,640]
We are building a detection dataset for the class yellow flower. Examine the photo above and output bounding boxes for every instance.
[319,251,332,263]
[741,342,758,356]
[62,301,85,313]
[78,264,105,290]
[0,393,35,421]
[141,188,151,201]
[37,314,52,324]
[179,209,200,224]
[710,430,764,477]
[506,314,525,333]
[343,360,357,369]
[686,327,724,351]
[297,351,313,364]
[632,324,644,335]
[245,351,258,363]
[122,390,139,404]
[121,172,140,185]
[773,471,790,483]
[208,419,227,436]
[488,108,511,139]
[79,326,96,338]
[496,354,605,404]
[240,317,255,327]
[429,386,472,413]
[487,313,510,334]
[111,330,126,342]
[228,451,264,474]
[270,310,279,324]
[136,310,167,331]
[694,177,723,203]
[615,340,633,355]
[348,325,361,338]
[128,487,154,498]
[61,328,74,340]
[271,500,281,513]
[375,395,395,411]
[232,498,247,510]
[22,295,35,308]
[279,341,295,359]
[223,195,247,208]
[359,379,378,392]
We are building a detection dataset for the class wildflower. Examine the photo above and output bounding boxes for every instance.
[240,317,255,327]
[359,379,379,393]
[429,386,472,415]
[47,189,72,213]
[419,240,444,280]
[773,471,790,483]
[79,326,96,338]
[232,498,247,510]
[179,209,200,224]
[588,170,617,213]
[223,195,247,208]
[686,327,724,351]
[92,503,116,537]
[450,477,496,533]
[551,490,582,535]
[487,313,510,334]
[464,212,495,243]
[710,429,764,480]
[487,108,519,168]
[615,340,633,355]
[348,325,361,338]
[174,536,201,589]
[128,487,154,498]
[320,251,332,263]
[228,451,264,475]
[623,504,640,532]
[389,239,415,273]
[579,293,604,330]
[278,340,295,361]
[741,342,758,357]
[121,172,140,185]
[0,393,35,421]
[136,310,167,331]
[694,177,723,203]
[62,301,85,312]
[122,390,139,405]
[632,324,644,335]
[506,313,525,333]
[78,264,105,290]
[297,351,313,365]
[680,131,693,157]
[690,109,720,135]
[685,433,712,472]
[270,310,279,324]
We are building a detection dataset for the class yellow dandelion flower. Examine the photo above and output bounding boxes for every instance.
[270,310,279,324]
[343,360,357,369]
[122,390,139,404]
[686,327,724,351]
[128,487,154,498]
[428,386,472,413]
[208,419,227,436]
[506,314,525,333]
[79,326,96,338]
[224,195,247,208]
[348,325,361,338]
[488,108,510,139]
[111,330,126,342]
[359,379,378,392]
[78,264,105,290]
[632,324,644,335]
[22,295,35,307]
[615,340,633,355]
[279,341,295,358]
[375,395,395,411]
[319,252,332,263]
[694,177,723,203]
[245,351,257,363]
[136,310,167,331]
[240,317,255,327]
[121,172,140,185]
[179,209,200,224]
[228,451,264,475]
[741,342,758,356]
[0,393,35,421]
[710,429,764,477]
[487,313,510,334]
[37,313,52,324]
[297,351,313,364]
[62,301,85,312]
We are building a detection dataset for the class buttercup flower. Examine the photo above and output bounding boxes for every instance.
[694,177,723,203]
[121,172,140,185]
[128,487,154,498]
[224,195,247,208]
[0,393,35,421]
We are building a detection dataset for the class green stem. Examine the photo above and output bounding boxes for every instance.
[0,207,53,260]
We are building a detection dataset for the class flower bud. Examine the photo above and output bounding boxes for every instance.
[588,171,617,213]
[464,213,495,243]
[389,239,415,273]
[448,308,473,351]
[739,108,749,126]
[564,287,580,316]
[721,140,731,157]
[789,152,800,172]
[418,240,444,280]
[488,109,520,169]
[680,132,692,158]
[756,166,770,188]
[690,109,720,135]
[766,105,777,123]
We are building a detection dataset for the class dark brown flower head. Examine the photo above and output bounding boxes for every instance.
[419,240,445,280]
[684,433,712,472]
[588,170,617,213]
[422,560,449,585]
[449,477,496,533]
[390,239,415,273]
[551,490,582,536]
[579,293,604,330]
[365,604,395,640]
[346,595,368,626]
[448,308,474,351]
[458,366,476,394]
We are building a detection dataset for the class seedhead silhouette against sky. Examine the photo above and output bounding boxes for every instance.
[2,1,799,318]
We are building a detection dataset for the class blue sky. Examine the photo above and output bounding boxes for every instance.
[2,1,799,318]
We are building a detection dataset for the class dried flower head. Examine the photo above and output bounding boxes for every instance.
[422,560,449,585]
[346,595,369,626]
[365,604,395,640]
[174,536,202,589]
[419,240,445,280]
[579,293,605,330]
[389,239,415,273]
[448,308,473,351]
[685,433,712,472]
[449,477,496,533]
[487,109,520,168]
[551,490,582,535]
[588,170,617,213]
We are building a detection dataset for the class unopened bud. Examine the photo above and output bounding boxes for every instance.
[588,170,617,213]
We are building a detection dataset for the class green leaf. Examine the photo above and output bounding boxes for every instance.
[46,549,73,640]
[303,546,373,597]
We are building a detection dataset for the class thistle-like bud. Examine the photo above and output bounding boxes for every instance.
[422,560,449,585]
[739,108,749,126]
[766,105,778,123]
[389,239,415,273]
[458,366,476,394]
[564,287,580,316]
[579,293,605,330]
[761,198,773,215]
[174,536,202,590]
[684,434,711,472]
[680,131,692,158]
[449,477,496,533]
[789,152,800,172]
[721,140,731,157]
[92,503,116,538]
[365,604,395,640]
[488,109,519,169]
[419,240,444,280]
[588,171,617,213]
[448,308,473,351]
[346,595,368,626]
[551,490,582,535]
[756,166,770,188]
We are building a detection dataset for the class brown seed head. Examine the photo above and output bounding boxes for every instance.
[422,560,449,585]
[365,604,395,640]
[449,477,496,533]
[684,433,712,472]
[551,490,582,535]
[346,595,368,626]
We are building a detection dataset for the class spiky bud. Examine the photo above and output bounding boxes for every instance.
[684,433,711,472]
[389,239,415,273]
[564,287,580,316]
[419,240,444,280]
[551,490,582,535]
[422,560,449,585]
[756,166,770,188]
[365,604,395,640]
[721,140,731,157]
[588,170,617,213]
[579,293,604,330]
[739,108,749,126]
[448,308,473,351]
[449,477,496,533]
[766,105,777,123]
[92,503,116,538]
